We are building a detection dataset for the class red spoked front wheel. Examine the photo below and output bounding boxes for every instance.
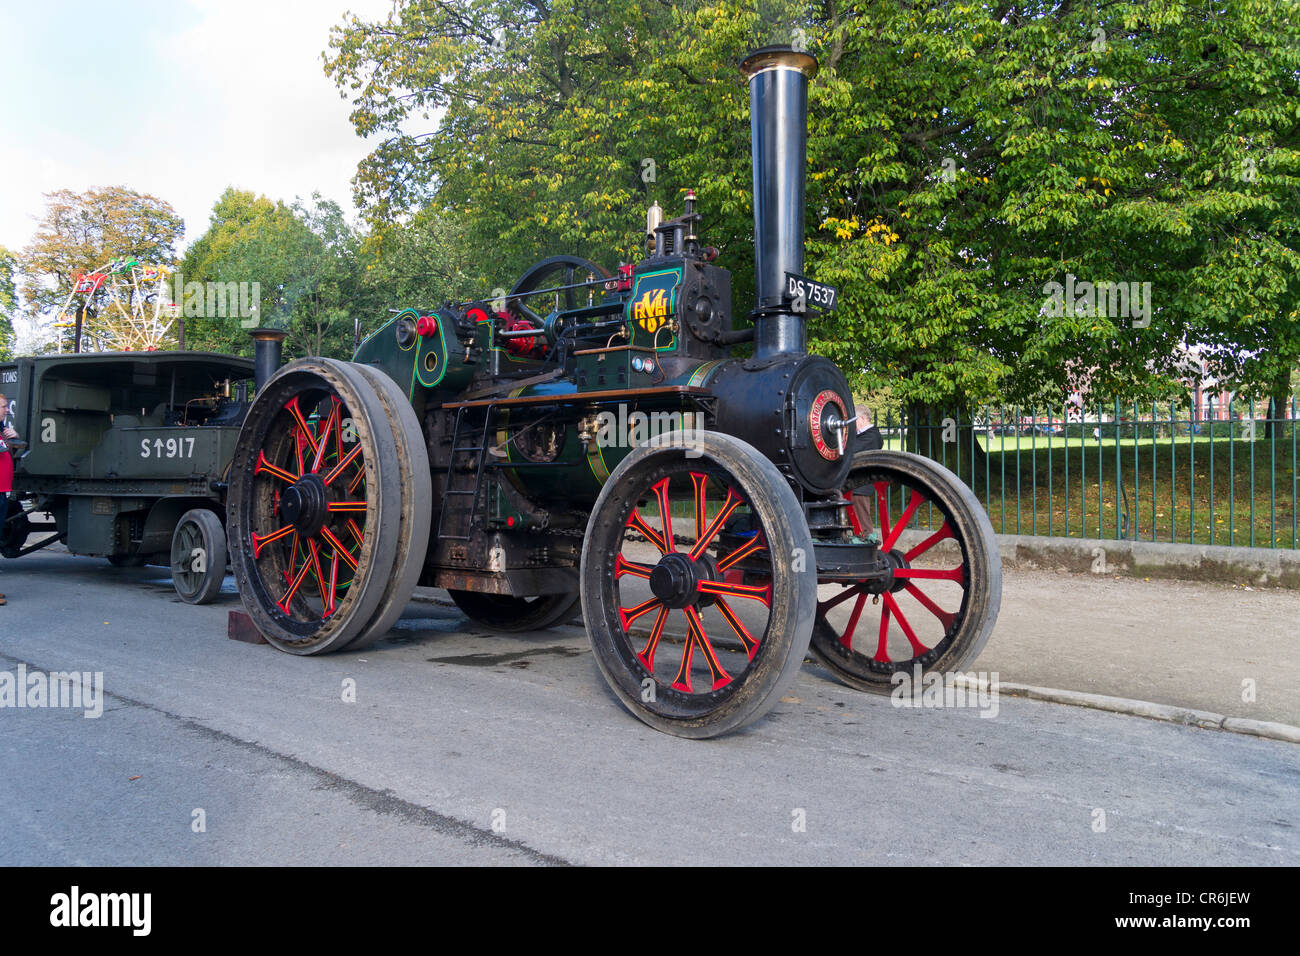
[227,358,423,654]
[810,450,1001,692]
[581,432,816,738]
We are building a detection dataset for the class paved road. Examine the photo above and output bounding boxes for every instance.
[0,551,1296,865]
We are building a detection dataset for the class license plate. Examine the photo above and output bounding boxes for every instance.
[785,273,837,312]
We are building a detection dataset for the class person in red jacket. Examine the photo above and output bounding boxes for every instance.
[0,391,17,606]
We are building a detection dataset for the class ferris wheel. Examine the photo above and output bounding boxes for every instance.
[53,257,181,352]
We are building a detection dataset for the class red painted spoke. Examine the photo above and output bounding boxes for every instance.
[619,596,662,631]
[294,428,308,478]
[286,397,319,457]
[818,581,867,615]
[326,501,368,513]
[904,522,954,562]
[627,510,667,554]
[840,592,868,650]
[688,489,742,561]
[251,524,295,558]
[347,520,365,549]
[321,527,358,571]
[308,539,329,608]
[325,555,340,617]
[847,491,866,535]
[335,403,346,465]
[614,554,653,579]
[674,607,731,691]
[278,553,314,615]
[311,399,340,474]
[881,490,925,552]
[714,597,761,660]
[697,578,772,607]
[882,591,928,656]
[714,530,763,571]
[690,472,708,541]
[324,444,363,485]
[637,605,670,672]
[651,477,674,553]
[874,482,892,544]
[255,451,298,485]
[904,582,957,630]
[348,465,366,494]
[894,566,965,582]
[874,599,893,663]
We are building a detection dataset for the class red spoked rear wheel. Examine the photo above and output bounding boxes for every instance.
[582,432,816,738]
[810,450,1000,692]
[227,359,408,654]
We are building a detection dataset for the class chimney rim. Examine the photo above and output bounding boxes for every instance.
[739,44,819,80]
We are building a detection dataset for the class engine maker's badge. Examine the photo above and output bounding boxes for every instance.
[809,389,845,461]
[628,267,681,342]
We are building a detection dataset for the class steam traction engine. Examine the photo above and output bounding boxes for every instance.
[226,47,1002,737]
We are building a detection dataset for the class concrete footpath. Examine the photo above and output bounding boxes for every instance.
[957,567,1299,738]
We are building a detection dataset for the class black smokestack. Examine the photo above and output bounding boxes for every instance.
[249,328,287,393]
[740,44,818,360]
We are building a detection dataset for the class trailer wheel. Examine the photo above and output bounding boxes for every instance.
[2,499,32,559]
[227,358,405,654]
[171,509,227,605]
[581,431,816,738]
[809,450,1001,693]
[448,590,580,632]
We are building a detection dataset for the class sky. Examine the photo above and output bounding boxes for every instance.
[0,0,399,258]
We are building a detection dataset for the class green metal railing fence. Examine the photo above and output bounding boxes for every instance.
[868,399,1298,549]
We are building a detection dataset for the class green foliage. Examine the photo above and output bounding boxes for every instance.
[182,189,369,361]
[17,186,184,350]
[0,245,15,360]
[327,0,1300,409]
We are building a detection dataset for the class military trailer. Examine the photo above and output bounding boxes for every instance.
[224,46,1003,738]
[1,350,255,603]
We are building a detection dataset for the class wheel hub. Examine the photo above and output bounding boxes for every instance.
[280,473,329,537]
[649,553,704,609]
[885,548,910,593]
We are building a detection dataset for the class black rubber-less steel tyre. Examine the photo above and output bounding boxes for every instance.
[809,449,1001,693]
[170,508,227,605]
[343,364,434,649]
[448,590,580,632]
[227,358,403,655]
[581,431,817,739]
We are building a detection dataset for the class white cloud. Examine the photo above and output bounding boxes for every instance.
[0,0,396,257]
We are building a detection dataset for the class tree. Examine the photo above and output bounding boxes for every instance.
[326,0,1300,419]
[182,189,367,360]
[0,245,15,361]
[18,186,184,350]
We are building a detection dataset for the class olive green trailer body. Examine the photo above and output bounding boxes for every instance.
[1,352,253,601]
